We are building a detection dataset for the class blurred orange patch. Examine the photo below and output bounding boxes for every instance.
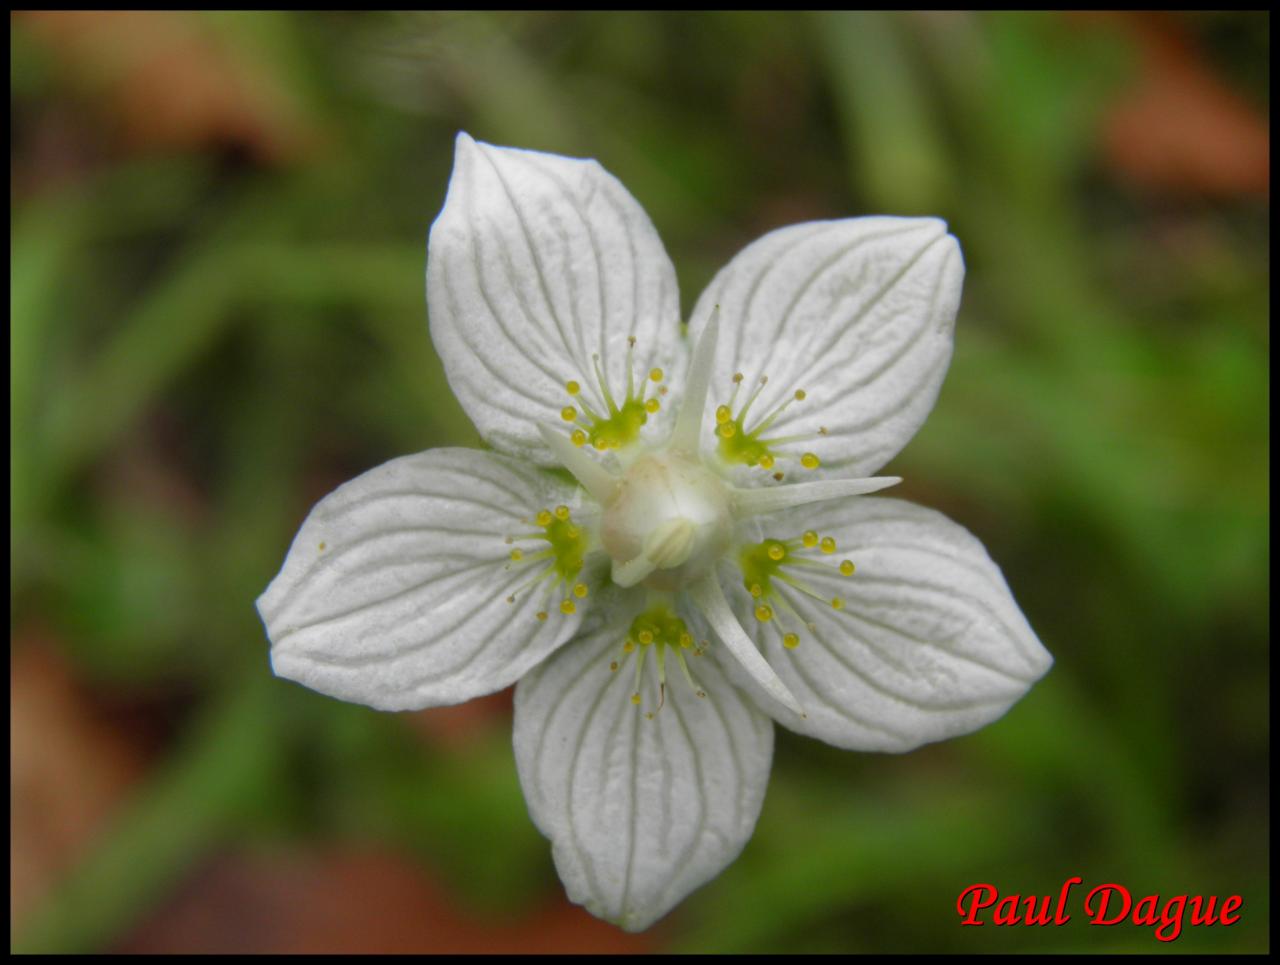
[407,688,514,753]
[1084,12,1269,198]
[10,636,147,930]
[16,10,315,164]
[116,848,657,953]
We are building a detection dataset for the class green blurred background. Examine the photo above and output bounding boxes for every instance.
[10,10,1269,953]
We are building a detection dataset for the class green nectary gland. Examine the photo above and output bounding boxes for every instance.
[543,514,585,583]
[615,600,707,710]
[627,604,693,650]
[738,539,789,597]
[588,396,649,450]
[717,420,772,467]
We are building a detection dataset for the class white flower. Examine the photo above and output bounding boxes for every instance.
[256,133,1053,932]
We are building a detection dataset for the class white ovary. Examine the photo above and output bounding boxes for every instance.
[600,451,732,592]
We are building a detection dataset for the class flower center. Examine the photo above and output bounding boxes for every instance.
[599,451,732,592]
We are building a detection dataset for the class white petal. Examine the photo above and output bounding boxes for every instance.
[719,497,1052,752]
[513,607,774,932]
[688,217,963,479]
[257,448,585,710]
[428,133,686,464]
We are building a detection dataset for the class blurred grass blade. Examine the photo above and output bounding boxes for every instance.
[814,10,950,212]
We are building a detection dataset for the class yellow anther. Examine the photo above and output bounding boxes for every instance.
[758,453,775,470]
[718,422,736,439]
[715,405,732,424]
[566,525,580,539]
[509,549,523,561]
[767,543,785,561]
[536,611,548,621]
[732,372,744,384]
[638,630,654,645]
[623,639,636,653]
[566,380,581,395]
[783,632,800,649]
[536,510,553,527]
[610,661,619,672]
[830,597,844,610]
[749,583,763,598]
[593,437,608,451]
[631,693,642,705]
[839,560,855,576]
[820,536,837,554]
[560,599,576,615]
[679,632,693,648]
[649,368,664,382]
[801,452,821,470]
[644,398,660,413]
[571,429,587,447]
[561,405,577,422]
[554,505,571,520]
[802,530,818,548]
[573,582,588,598]
[794,389,806,401]
[755,604,773,622]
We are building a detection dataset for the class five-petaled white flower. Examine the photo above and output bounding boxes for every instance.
[257,133,1053,932]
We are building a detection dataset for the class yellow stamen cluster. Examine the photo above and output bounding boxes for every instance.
[562,337,665,451]
[738,532,857,651]
[713,372,824,476]
[609,603,708,718]
[504,504,589,617]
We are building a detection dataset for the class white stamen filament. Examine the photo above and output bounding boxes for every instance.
[612,555,657,588]
[670,305,720,454]
[643,517,696,569]
[611,517,696,587]
[538,423,619,505]
[689,573,805,717]
[732,476,901,517]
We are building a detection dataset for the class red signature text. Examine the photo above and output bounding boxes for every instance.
[957,878,1242,942]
